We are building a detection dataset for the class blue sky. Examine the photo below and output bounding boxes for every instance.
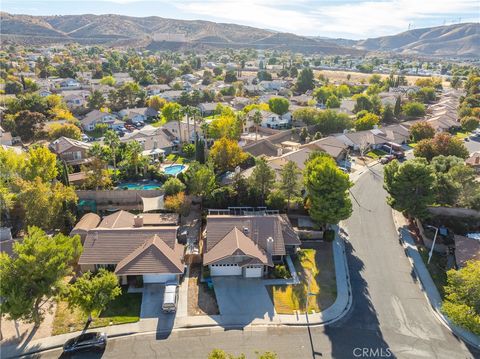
[2,0,479,39]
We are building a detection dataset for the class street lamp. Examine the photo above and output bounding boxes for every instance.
[426,225,439,265]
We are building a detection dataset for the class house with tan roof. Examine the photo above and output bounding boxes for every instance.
[77,210,184,284]
[50,136,93,165]
[465,152,480,174]
[203,212,300,278]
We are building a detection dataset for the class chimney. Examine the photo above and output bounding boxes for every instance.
[134,215,144,228]
[277,147,283,157]
[266,236,274,254]
[373,125,379,130]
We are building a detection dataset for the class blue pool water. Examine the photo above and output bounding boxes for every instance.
[117,181,162,190]
[163,164,186,176]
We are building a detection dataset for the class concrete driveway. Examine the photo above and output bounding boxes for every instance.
[140,284,175,332]
[212,277,275,322]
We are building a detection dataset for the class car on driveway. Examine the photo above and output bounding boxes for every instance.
[63,332,107,354]
[380,154,396,164]
[162,281,179,313]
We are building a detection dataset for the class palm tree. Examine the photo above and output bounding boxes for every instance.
[252,110,262,142]
[104,130,120,179]
[181,105,194,144]
[125,141,143,176]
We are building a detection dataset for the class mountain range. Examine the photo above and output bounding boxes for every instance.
[1,12,478,58]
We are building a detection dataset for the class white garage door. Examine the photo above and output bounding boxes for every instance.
[244,266,263,278]
[143,274,176,283]
[210,264,242,276]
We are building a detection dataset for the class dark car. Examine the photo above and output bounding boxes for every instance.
[380,154,396,164]
[63,332,107,354]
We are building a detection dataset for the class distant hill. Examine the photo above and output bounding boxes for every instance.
[355,23,480,57]
[0,12,357,55]
[1,13,478,58]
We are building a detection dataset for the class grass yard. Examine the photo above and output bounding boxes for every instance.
[165,153,188,164]
[418,246,447,298]
[151,117,167,127]
[454,131,471,140]
[268,243,336,314]
[366,149,388,159]
[52,287,142,335]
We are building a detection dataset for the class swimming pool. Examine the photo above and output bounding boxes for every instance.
[163,164,187,176]
[116,181,162,190]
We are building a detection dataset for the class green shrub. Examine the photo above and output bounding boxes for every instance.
[323,229,335,242]
[272,264,291,279]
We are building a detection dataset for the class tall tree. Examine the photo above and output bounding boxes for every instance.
[24,146,58,182]
[252,110,262,142]
[13,110,47,142]
[414,133,469,161]
[295,68,314,93]
[87,90,106,110]
[250,158,275,206]
[410,121,435,142]
[184,162,216,205]
[0,227,81,327]
[304,153,352,226]
[442,260,480,335]
[209,137,248,172]
[268,97,289,115]
[104,130,120,177]
[383,158,435,219]
[279,161,301,211]
[82,157,112,190]
[17,178,78,231]
[65,269,121,323]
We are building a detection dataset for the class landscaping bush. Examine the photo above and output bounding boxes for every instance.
[323,229,335,242]
[163,177,186,196]
[272,264,291,279]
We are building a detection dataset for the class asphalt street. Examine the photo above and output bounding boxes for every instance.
[39,164,480,359]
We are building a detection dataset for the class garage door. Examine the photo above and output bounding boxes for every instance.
[143,274,176,283]
[244,266,263,278]
[210,264,242,276]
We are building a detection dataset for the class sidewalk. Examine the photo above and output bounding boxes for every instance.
[392,210,480,350]
[1,232,352,358]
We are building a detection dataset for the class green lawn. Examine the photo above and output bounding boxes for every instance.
[366,149,388,159]
[52,287,142,335]
[454,131,471,139]
[418,246,447,298]
[151,117,167,127]
[84,129,106,138]
[268,243,336,314]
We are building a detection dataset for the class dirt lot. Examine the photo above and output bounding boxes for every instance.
[314,69,450,88]
[187,264,219,316]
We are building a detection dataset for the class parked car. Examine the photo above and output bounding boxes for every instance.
[162,281,179,313]
[63,332,107,354]
[380,154,396,164]
[134,121,144,128]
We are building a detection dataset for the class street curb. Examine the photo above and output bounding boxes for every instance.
[391,210,480,350]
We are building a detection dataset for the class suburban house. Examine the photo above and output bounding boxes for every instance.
[113,72,134,85]
[159,90,183,102]
[162,118,208,143]
[62,91,89,108]
[247,109,290,130]
[77,210,184,284]
[203,212,300,277]
[198,102,218,116]
[259,80,286,92]
[146,84,171,95]
[50,136,93,165]
[302,136,349,162]
[334,125,410,151]
[121,127,177,159]
[118,107,159,123]
[465,152,480,173]
[57,78,81,89]
[80,110,119,131]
